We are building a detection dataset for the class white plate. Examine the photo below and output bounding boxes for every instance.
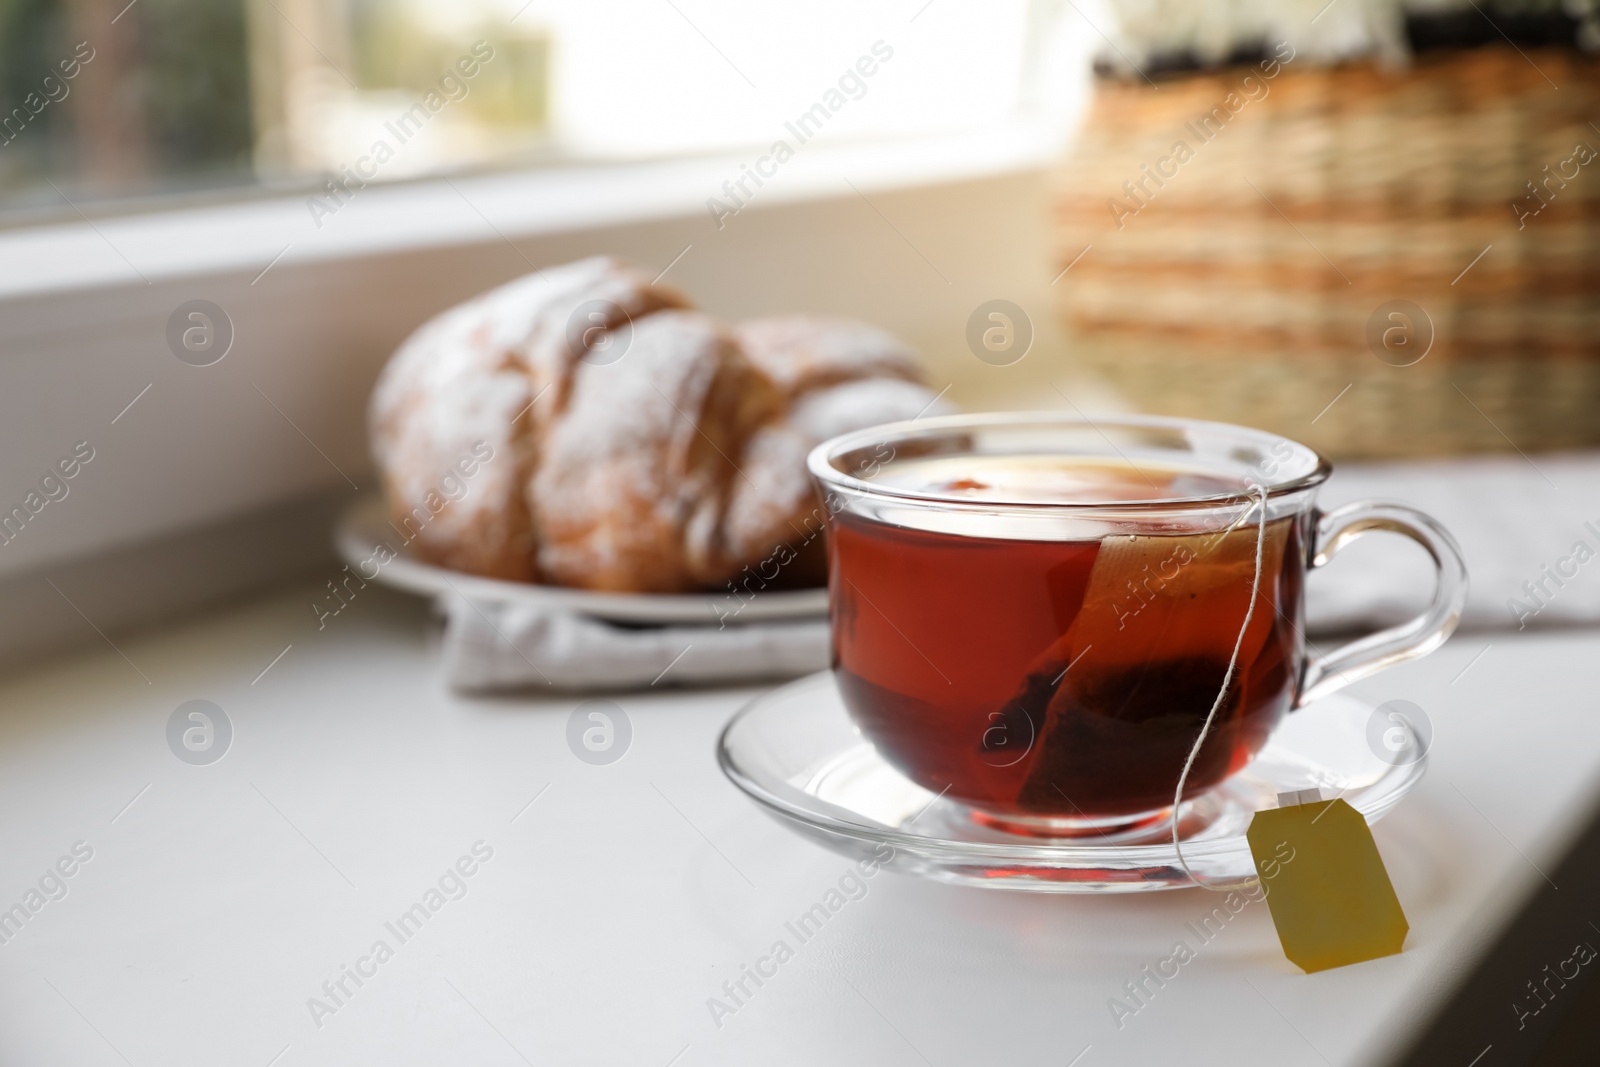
[335,496,829,625]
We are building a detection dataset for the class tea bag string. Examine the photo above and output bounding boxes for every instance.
[1173,483,1270,891]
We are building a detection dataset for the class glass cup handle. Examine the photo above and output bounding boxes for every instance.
[1295,501,1470,708]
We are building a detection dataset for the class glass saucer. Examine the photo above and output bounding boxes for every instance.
[716,672,1426,893]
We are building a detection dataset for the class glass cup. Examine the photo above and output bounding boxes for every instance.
[807,412,1467,837]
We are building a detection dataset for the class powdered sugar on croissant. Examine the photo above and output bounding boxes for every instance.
[370,258,687,580]
[719,321,951,584]
[370,261,948,593]
[533,310,777,592]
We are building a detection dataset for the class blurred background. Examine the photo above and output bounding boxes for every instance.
[3,0,1596,457]
[0,0,1054,203]
[0,0,1597,658]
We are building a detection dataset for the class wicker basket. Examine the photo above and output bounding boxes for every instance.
[1053,47,1600,459]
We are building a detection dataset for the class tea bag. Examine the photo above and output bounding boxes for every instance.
[1012,517,1288,812]
[1247,791,1409,972]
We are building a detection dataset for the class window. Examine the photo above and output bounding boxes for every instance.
[0,0,1069,220]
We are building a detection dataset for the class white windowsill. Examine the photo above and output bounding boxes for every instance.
[0,121,1062,300]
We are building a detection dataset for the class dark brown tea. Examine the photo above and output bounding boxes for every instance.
[829,455,1306,822]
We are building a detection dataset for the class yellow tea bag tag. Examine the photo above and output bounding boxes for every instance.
[1246,790,1409,973]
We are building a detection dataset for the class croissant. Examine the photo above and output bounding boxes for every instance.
[370,256,946,593]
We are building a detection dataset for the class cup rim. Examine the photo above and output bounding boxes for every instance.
[806,411,1332,511]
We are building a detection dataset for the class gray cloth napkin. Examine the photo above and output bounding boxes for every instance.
[439,592,830,691]
[1308,451,1600,634]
